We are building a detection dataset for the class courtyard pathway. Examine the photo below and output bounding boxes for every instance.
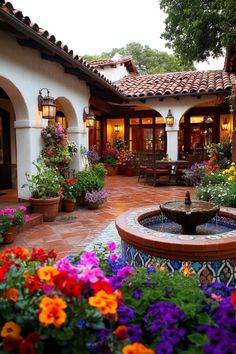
[0,176,195,258]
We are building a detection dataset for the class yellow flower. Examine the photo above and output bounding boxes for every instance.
[37,266,59,285]
[2,288,18,302]
[228,176,235,181]
[1,321,21,338]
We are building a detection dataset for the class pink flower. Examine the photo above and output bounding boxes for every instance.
[19,206,27,212]
[107,242,116,251]
[47,133,52,138]
[24,215,30,221]
[80,252,99,267]
[110,254,118,261]
[78,267,105,283]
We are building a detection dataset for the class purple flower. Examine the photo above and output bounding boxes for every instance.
[126,325,142,342]
[156,341,173,354]
[117,304,136,324]
[133,288,143,299]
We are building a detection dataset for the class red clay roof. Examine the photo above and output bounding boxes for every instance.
[115,70,236,98]
[89,56,139,74]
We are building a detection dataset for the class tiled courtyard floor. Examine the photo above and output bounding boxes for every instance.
[0,176,195,258]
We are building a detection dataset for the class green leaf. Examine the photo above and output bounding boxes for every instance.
[188,332,209,346]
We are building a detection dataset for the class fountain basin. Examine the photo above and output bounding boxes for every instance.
[115,206,236,286]
[160,197,220,234]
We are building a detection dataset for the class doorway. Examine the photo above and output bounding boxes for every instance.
[0,108,12,189]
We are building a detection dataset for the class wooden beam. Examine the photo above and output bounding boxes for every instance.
[89,97,114,114]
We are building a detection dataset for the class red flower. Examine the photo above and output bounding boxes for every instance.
[115,325,127,340]
[231,291,236,308]
[90,279,114,294]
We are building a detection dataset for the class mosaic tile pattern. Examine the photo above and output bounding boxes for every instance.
[122,241,236,286]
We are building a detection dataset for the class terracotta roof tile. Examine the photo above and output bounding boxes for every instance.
[89,56,139,74]
[115,70,236,98]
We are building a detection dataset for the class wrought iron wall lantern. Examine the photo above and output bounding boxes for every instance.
[83,107,95,128]
[165,109,174,126]
[114,124,120,133]
[38,88,56,119]
[222,118,229,131]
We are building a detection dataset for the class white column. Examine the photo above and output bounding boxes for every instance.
[67,126,88,172]
[15,120,43,199]
[166,128,179,161]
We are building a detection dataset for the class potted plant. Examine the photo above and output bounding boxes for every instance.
[118,149,137,176]
[84,189,109,209]
[102,143,118,175]
[0,206,29,244]
[75,170,104,205]
[22,160,61,222]
[60,178,78,212]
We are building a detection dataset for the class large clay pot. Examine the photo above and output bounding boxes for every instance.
[63,199,76,212]
[104,164,118,176]
[30,197,60,222]
[2,225,17,244]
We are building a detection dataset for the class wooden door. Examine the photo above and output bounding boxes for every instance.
[0,109,12,189]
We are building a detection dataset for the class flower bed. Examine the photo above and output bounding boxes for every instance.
[0,244,235,353]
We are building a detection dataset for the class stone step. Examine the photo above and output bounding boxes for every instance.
[18,213,43,234]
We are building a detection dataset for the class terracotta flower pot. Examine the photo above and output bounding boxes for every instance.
[29,196,60,222]
[104,164,118,176]
[86,202,100,209]
[2,225,17,244]
[63,199,76,212]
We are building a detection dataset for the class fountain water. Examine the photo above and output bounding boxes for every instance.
[116,194,236,286]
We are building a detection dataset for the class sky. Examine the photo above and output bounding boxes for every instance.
[10,0,225,71]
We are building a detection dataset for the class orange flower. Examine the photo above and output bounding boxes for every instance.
[122,342,155,354]
[88,290,118,315]
[37,266,59,285]
[1,321,21,338]
[115,325,127,340]
[211,293,222,302]
[2,287,18,302]
[39,296,67,328]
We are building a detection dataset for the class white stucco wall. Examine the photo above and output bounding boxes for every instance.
[94,64,130,82]
[0,31,90,198]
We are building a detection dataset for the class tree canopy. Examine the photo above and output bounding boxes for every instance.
[83,42,195,74]
[160,0,236,64]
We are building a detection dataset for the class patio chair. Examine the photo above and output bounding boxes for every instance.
[144,161,171,186]
[137,153,154,182]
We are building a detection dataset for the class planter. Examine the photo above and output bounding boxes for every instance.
[1,225,17,244]
[104,164,118,176]
[86,202,101,209]
[76,192,86,206]
[63,199,76,212]
[124,166,136,176]
[29,196,60,222]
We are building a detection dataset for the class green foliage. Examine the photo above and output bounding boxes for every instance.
[91,163,107,180]
[103,155,117,168]
[200,170,227,186]
[159,0,236,64]
[84,42,195,74]
[22,159,62,198]
[75,170,104,193]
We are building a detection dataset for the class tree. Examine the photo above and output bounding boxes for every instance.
[83,42,195,74]
[159,0,236,65]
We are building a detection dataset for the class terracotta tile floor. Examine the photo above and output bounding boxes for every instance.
[0,176,195,258]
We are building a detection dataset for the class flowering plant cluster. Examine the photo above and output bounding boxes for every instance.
[41,123,77,177]
[41,123,68,147]
[85,189,109,205]
[206,142,232,170]
[222,162,236,182]
[113,138,125,152]
[0,243,235,353]
[86,146,101,166]
[117,149,137,168]
[60,178,78,201]
[0,206,29,239]
[102,143,118,168]
[183,161,209,186]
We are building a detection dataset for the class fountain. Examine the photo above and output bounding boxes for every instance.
[115,193,236,286]
[160,192,220,234]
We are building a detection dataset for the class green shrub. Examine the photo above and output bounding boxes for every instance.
[196,183,229,205]
[103,155,117,168]
[92,163,107,180]
[75,170,104,193]
[200,170,227,186]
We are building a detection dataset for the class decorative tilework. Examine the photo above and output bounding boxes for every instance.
[122,241,236,286]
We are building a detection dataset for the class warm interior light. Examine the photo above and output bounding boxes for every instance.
[165,109,174,126]
[38,88,56,120]
[114,124,120,132]
[222,119,229,131]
